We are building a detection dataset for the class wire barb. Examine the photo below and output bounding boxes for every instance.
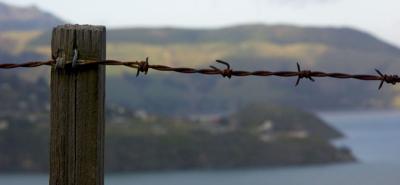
[295,62,315,86]
[209,60,233,78]
[136,57,149,77]
[375,69,399,90]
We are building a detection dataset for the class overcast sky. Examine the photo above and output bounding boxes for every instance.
[2,0,400,46]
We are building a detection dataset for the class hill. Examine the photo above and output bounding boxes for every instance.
[33,24,399,54]
[109,25,400,54]
[0,104,354,172]
[0,2,63,31]
[27,24,400,113]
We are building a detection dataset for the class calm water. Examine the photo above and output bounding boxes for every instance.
[1,111,400,185]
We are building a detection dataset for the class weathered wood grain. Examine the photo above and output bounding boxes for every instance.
[50,25,105,185]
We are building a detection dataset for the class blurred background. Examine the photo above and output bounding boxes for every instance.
[0,0,400,184]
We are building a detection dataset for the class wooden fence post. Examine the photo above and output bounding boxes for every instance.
[50,25,106,185]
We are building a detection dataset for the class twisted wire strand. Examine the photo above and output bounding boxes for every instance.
[0,60,54,68]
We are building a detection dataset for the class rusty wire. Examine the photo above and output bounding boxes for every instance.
[0,58,399,89]
[0,60,54,68]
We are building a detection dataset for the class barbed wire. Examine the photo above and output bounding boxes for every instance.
[0,57,399,89]
[0,60,54,68]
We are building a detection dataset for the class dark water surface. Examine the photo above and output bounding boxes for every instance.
[1,111,400,185]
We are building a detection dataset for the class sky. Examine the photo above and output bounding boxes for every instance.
[2,0,400,46]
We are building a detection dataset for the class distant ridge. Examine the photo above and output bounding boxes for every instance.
[107,24,400,53]
[27,23,400,112]
[32,24,400,54]
[0,2,64,31]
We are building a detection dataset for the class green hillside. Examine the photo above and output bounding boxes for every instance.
[33,24,399,53]
[0,104,354,172]
[27,24,400,113]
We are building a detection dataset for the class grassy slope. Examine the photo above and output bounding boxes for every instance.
[22,25,400,112]
[0,30,42,54]
[29,24,400,75]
